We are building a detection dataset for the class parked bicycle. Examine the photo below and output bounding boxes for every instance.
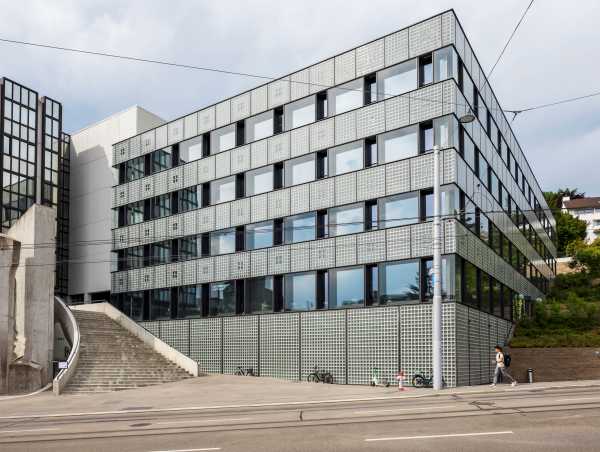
[412,372,445,388]
[307,366,334,384]
[234,366,256,376]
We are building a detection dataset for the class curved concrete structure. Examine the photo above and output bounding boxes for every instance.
[52,297,81,395]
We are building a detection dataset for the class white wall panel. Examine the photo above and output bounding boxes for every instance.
[334,50,356,85]
[215,100,231,128]
[183,113,198,139]
[309,59,335,94]
[356,39,384,76]
[231,92,251,122]
[230,145,251,174]
[168,119,184,145]
[198,107,216,134]
[268,78,291,108]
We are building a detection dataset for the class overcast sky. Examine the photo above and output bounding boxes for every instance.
[1,0,598,195]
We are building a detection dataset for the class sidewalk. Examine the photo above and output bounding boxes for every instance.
[1,374,599,419]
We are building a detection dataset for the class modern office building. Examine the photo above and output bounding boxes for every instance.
[0,77,70,295]
[68,106,164,303]
[109,10,557,386]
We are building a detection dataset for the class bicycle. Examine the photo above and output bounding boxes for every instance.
[307,366,334,384]
[412,372,445,388]
[234,366,256,376]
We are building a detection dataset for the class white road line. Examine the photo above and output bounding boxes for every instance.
[150,448,221,452]
[156,417,250,425]
[0,427,59,434]
[355,404,460,414]
[556,397,600,402]
[365,431,513,442]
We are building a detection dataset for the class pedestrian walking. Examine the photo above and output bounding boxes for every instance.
[490,345,517,388]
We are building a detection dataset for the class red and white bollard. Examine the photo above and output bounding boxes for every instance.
[396,371,406,391]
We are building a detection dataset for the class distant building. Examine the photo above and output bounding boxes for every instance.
[562,196,600,243]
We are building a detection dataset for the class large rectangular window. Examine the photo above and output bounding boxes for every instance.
[329,203,364,237]
[245,110,274,142]
[152,240,171,265]
[284,212,316,244]
[329,266,364,309]
[125,156,145,182]
[210,124,236,154]
[209,281,236,316]
[462,131,476,169]
[433,47,458,83]
[377,59,417,100]
[123,292,144,321]
[463,260,479,308]
[245,166,273,196]
[284,96,315,130]
[423,255,456,301]
[177,236,200,261]
[246,221,274,250]
[210,228,236,255]
[178,186,199,212]
[151,147,173,173]
[284,154,315,186]
[328,141,363,176]
[378,126,418,163]
[379,260,420,304]
[152,194,171,219]
[210,176,236,204]
[151,288,171,320]
[126,201,144,225]
[178,285,202,318]
[179,136,203,163]
[246,276,274,313]
[379,192,418,228]
[328,79,363,115]
[284,272,316,311]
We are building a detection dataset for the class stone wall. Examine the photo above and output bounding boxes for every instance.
[509,347,600,382]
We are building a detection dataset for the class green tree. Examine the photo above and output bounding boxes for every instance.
[555,210,587,256]
[543,188,585,210]
[569,238,600,276]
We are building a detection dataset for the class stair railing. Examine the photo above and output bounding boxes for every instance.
[52,296,81,395]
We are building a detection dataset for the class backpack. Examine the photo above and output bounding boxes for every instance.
[504,353,512,367]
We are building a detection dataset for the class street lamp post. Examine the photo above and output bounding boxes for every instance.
[432,144,443,391]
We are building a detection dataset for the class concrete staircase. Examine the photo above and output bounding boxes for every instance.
[65,310,191,393]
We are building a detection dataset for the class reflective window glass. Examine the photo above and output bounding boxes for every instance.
[179,136,203,163]
[329,266,364,309]
[209,281,236,316]
[284,154,315,186]
[246,276,274,313]
[210,124,236,154]
[246,166,273,196]
[210,228,236,255]
[433,47,458,82]
[285,272,316,311]
[210,176,236,204]
[284,212,316,244]
[246,111,274,142]
[284,96,315,130]
[379,193,418,228]
[379,260,420,304]
[328,79,363,115]
[246,221,274,250]
[329,203,364,236]
[378,126,418,163]
[151,289,171,320]
[178,285,202,318]
[328,141,363,176]
[377,59,417,100]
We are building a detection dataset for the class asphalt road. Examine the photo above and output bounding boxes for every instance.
[2,384,600,451]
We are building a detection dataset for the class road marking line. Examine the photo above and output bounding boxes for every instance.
[365,431,513,442]
[355,404,459,414]
[156,417,250,425]
[150,448,221,452]
[0,427,59,434]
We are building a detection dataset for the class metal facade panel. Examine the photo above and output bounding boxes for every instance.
[455,303,470,386]
[409,83,444,124]
[301,310,346,383]
[357,165,385,201]
[410,153,434,191]
[385,159,410,195]
[268,78,291,109]
[168,214,184,239]
[356,39,385,77]
[309,59,335,94]
[309,178,335,210]
[443,219,456,254]
[215,100,231,128]
[127,268,139,292]
[442,148,457,185]
[215,151,231,179]
[182,259,197,285]
[214,254,231,282]
[290,126,310,158]
[141,130,155,155]
[230,145,251,174]
[386,226,411,260]
[468,308,482,385]
[335,234,357,267]
[230,198,250,227]
[139,321,160,337]
[251,85,268,115]
[334,172,357,206]
[183,160,199,187]
[196,257,214,283]
[356,230,386,264]
[112,271,128,293]
[113,228,128,250]
[289,184,310,215]
[215,203,231,230]
[260,313,300,381]
[128,223,140,248]
[384,29,409,66]
[129,135,142,159]
[168,119,184,145]
[159,320,189,355]
[114,140,129,165]
[167,166,184,191]
[154,264,166,289]
[250,140,268,168]
[197,206,215,233]
[155,125,168,149]
[290,69,310,101]
[334,50,356,85]
[356,102,385,139]
[268,189,290,219]
[268,246,290,274]
[183,113,198,139]
[385,95,410,131]
[141,177,154,199]
[190,318,222,373]
[334,111,357,145]
[140,266,155,290]
[222,316,258,374]
[250,249,268,277]
[197,155,216,183]
[309,118,335,152]
[231,92,251,122]
[289,242,311,273]
[140,221,154,245]
[267,133,290,164]
[250,193,269,223]
[115,184,128,207]
[310,239,335,270]
[230,252,250,280]
[154,171,169,196]
[408,15,442,57]
[198,107,216,134]
[411,222,433,257]
[347,306,398,385]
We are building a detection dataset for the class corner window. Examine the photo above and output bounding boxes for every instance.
[284,96,315,130]
[419,54,433,86]
[329,203,364,237]
[433,47,458,83]
[377,125,418,163]
[246,110,274,142]
[210,124,236,154]
[462,130,476,169]
[179,136,203,164]
[284,212,316,244]
[245,166,273,196]
[379,193,418,228]
[284,272,316,311]
[463,260,479,308]
[209,281,236,316]
[423,255,456,300]
[328,79,363,115]
[246,276,274,313]
[210,228,236,255]
[379,260,420,304]
[246,221,274,250]
[329,266,364,309]
[377,59,417,100]
[210,176,236,204]
[328,141,363,176]
[284,154,315,186]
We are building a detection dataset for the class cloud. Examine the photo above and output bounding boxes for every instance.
[1,0,598,194]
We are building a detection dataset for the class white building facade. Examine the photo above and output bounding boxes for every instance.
[562,196,600,244]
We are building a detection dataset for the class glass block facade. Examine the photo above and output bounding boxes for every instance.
[0,77,70,295]
[111,11,556,385]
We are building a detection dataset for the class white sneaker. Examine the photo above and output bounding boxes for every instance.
[511,381,517,387]
[489,383,496,387]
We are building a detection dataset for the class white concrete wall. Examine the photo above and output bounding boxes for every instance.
[68,106,164,298]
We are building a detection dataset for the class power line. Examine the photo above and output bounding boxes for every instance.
[505,90,600,120]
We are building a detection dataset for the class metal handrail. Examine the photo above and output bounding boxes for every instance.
[52,296,81,395]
